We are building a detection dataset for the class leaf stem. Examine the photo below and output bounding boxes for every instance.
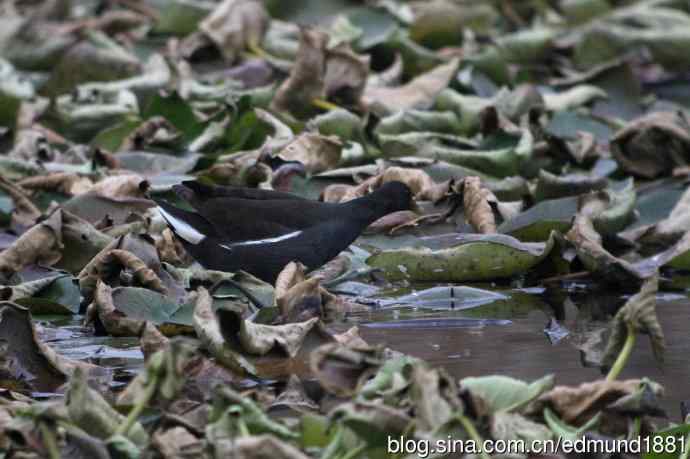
[458,414,490,459]
[339,442,366,459]
[606,323,636,381]
[115,371,159,437]
[39,422,61,459]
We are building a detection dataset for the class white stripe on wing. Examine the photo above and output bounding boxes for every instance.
[219,230,302,251]
[158,206,205,244]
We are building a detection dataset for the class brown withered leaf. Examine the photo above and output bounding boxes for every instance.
[602,276,665,368]
[17,173,93,196]
[409,364,462,433]
[273,262,366,322]
[324,43,370,106]
[155,228,189,266]
[634,186,690,250]
[326,166,448,204]
[0,302,100,392]
[310,343,383,397]
[0,210,63,281]
[0,176,41,227]
[78,248,166,305]
[276,133,342,174]
[139,322,170,361]
[89,281,146,337]
[532,379,653,426]
[463,176,497,234]
[380,166,450,202]
[88,174,150,200]
[611,111,690,179]
[565,196,646,284]
[270,28,328,119]
[199,0,269,63]
[151,427,202,459]
[213,434,310,459]
[363,58,459,114]
[192,287,256,375]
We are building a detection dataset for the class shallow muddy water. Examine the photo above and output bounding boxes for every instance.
[40,283,689,422]
[359,290,690,422]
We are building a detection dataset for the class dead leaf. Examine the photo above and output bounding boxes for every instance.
[199,0,269,62]
[89,174,149,200]
[310,343,383,397]
[603,276,665,368]
[533,379,651,426]
[324,43,370,105]
[270,28,328,119]
[611,111,690,179]
[17,173,93,196]
[463,176,496,234]
[0,175,41,227]
[0,210,63,281]
[276,133,342,174]
[363,58,459,114]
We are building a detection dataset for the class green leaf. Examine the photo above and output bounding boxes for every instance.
[460,374,555,414]
[367,232,556,282]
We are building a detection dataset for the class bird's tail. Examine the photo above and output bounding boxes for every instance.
[154,199,215,245]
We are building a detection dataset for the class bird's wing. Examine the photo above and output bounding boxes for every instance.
[178,180,307,201]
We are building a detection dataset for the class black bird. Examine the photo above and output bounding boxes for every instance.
[154,180,413,284]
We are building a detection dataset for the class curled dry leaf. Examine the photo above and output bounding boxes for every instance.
[310,343,383,397]
[17,173,93,196]
[212,434,310,459]
[0,302,99,392]
[152,427,202,459]
[270,28,328,119]
[0,209,63,280]
[363,58,459,114]
[0,175,41,227]
[88,174,150,200]
[90,281,146,337]
[565,210,645,284]
[410,364,463,433]
[192,287,256,375]
[199,0,270,63]
[324,43,370,105]
[276,133,342,174]
[532,379,653,426]
[463,176,496,234]
[79,248,166,304]
[380,166,449,202]
[603,276,665,367]
[611,111,690,179]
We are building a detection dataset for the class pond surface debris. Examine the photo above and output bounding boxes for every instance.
[1,0,690,457]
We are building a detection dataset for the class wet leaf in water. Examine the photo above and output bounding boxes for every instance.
[367,232,556,282]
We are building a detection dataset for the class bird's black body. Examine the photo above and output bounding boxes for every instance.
[155,180,413,283]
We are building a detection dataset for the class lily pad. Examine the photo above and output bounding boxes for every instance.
[366,232,556,282]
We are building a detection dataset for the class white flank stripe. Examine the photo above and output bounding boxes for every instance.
[158,206,205,244]
[220,230,302,251]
